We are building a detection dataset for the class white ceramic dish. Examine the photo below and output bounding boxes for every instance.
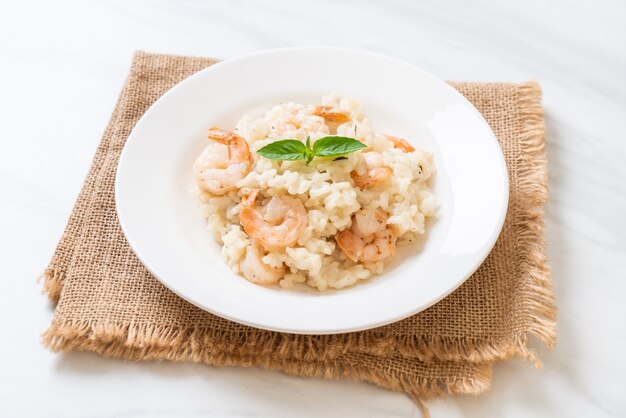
[115,47,508,334]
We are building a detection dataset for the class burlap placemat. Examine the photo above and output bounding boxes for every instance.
[42,52,556,408]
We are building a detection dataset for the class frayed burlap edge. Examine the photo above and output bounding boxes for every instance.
[41,267,64,302]
[39,51,219,303]
[509,81,557,364]
[39,315,553,365]
[42,318,493,417]
[39,54,137,303]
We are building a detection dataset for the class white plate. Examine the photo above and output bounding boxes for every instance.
[116,47,508,334]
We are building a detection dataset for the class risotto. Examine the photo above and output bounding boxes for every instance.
[193,95,436,291]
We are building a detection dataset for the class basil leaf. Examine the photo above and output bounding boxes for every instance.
[312,136,367,157]
[257,140,307,160]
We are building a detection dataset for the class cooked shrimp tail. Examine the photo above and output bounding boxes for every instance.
[313,105,351,124]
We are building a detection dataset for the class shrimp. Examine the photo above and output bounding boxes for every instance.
[335,209,397,263]
[313,105,351,124]
[240,243,286,285]
[384,134,416,153]
[351,151,393,189]
[240,189,307,250]
[193,127,251,195]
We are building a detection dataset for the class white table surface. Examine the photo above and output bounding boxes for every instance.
[1,1,625,417]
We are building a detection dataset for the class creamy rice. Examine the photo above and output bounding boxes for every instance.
[194,94,435,291]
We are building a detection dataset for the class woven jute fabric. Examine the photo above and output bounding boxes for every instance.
[42,52,556,407]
